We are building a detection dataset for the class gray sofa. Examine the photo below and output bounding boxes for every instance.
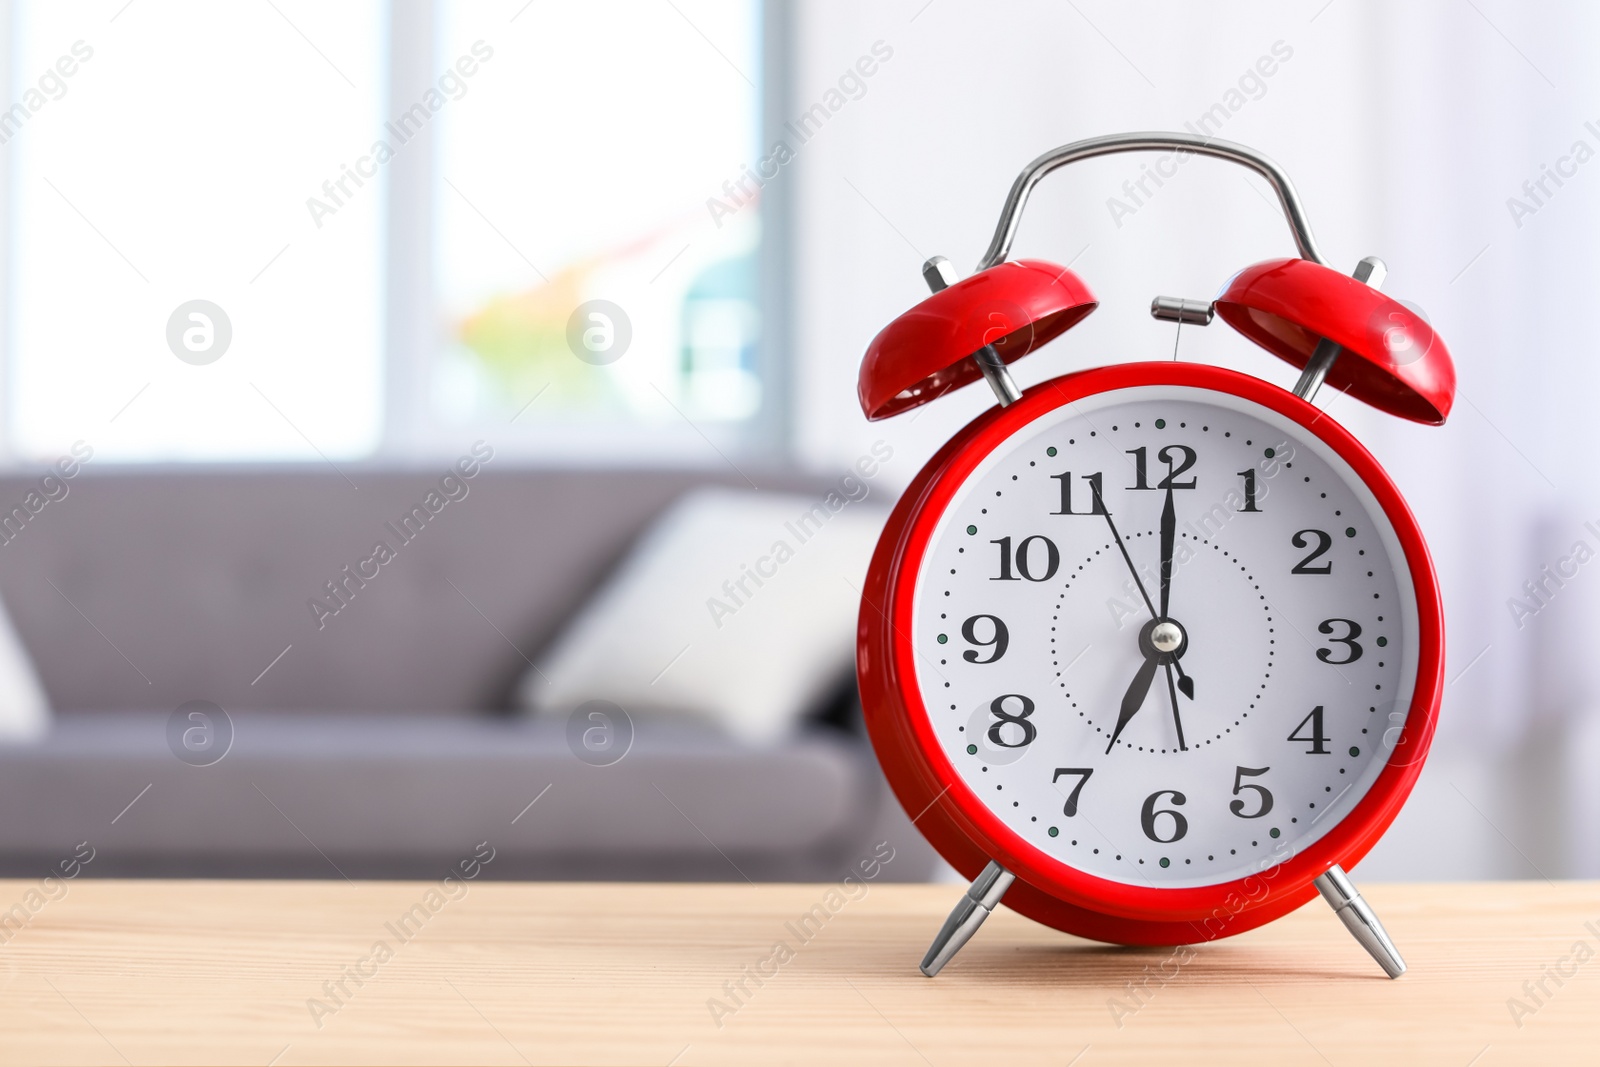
[0,465,938,882]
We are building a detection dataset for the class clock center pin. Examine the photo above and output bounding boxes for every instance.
[1149,620,1184,655]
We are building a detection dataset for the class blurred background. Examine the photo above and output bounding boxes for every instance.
[0,0,1592,886]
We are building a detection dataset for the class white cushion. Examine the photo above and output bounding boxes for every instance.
[520,486,886,744]
[0,597,49,742]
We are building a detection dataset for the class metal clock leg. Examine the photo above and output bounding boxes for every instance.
[1314,864,1407,978]
[920,861,1015,977]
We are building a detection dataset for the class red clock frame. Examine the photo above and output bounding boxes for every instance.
[858,361,1445,946]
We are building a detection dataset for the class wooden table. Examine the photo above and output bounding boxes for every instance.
[0,879,1593,1064]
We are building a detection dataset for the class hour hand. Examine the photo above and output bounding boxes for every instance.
[1106,654,1159,754]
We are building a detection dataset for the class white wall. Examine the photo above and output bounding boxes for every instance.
[785,0,1600,880]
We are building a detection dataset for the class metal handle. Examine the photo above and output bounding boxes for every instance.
[976,132,1327,271]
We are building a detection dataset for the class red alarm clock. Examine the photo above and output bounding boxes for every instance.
[855,133,1454,978]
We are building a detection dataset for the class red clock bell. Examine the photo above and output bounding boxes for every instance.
[854,133,1455,977]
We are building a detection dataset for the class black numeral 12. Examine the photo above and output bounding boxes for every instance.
[1127,446,1198,490]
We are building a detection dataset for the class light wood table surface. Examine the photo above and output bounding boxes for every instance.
[0,879,1593,1064]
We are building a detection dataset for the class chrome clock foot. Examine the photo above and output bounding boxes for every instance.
[1315,864,1406,978]
[920,861,1015,977]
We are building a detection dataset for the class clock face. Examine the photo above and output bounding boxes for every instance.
[910,384,1420,889]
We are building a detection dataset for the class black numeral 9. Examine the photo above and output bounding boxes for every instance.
[961,615,1009,664]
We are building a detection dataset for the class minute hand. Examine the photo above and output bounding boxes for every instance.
[1092,482,1157,619]
[1159,485,1195,700]
[1160,484,1175,618]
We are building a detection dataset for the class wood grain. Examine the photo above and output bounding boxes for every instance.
[0,879,1593,1064]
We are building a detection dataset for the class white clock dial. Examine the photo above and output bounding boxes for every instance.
[911,385,1419,889]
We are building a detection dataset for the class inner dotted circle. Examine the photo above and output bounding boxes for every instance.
[1048,534,1275,752]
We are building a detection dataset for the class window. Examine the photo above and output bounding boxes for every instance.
[3,0,767,464]
[6,1,387,462]
[430,0,765,460]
